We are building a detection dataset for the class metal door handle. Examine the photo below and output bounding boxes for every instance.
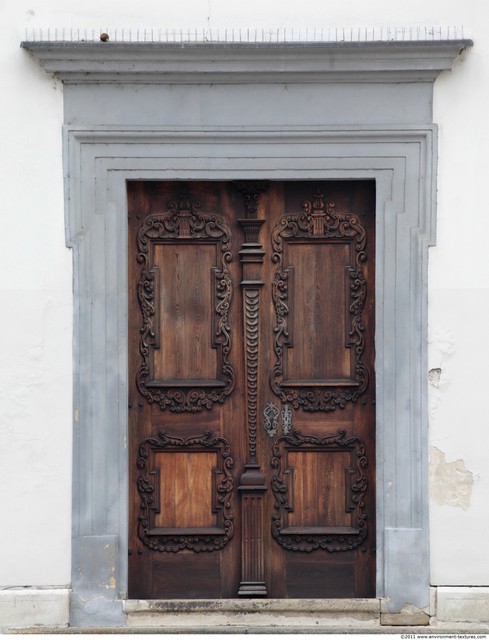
[263,402,292,437]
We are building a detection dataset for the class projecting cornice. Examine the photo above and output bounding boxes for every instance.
[21,39,472,84]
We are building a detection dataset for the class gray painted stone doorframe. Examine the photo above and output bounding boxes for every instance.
[23,38,471,626]
[66,125,432,625]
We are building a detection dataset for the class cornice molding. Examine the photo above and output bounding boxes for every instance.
[21,40,472,84]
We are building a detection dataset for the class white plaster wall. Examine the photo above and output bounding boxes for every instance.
[429,6,489,586]
[1,0,488,589]
[0,1,70,587]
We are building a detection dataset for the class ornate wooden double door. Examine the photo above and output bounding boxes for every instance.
[128,180,376,599]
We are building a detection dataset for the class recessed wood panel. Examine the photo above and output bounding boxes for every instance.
[153,451,218,529]
[286,450,351,528]
[270,430,368,552]
[285,242,351,382]
[270,186,370,412]
[152,552,221,599]
[286,553,355,598]
[133,186,235,412]
[153,243,217,381]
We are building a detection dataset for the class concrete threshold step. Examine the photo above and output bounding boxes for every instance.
[124,598,381,629]
[11,623,489,634]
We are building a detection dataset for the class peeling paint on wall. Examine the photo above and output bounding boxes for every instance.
[428,367,441,387]
[430,446,473,511]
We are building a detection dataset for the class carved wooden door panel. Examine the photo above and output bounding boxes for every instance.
[128,180,375,599]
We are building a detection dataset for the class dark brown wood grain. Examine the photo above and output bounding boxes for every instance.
[286,242,351,381]
[153,451,218,528]
[152,243,217,381]
[128,180,376,599]
[287,450,351,528]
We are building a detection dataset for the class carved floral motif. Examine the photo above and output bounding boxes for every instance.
[270,189,369,412]
[271,429,368,552]
[136,190,234,412]
[137,431,234,553]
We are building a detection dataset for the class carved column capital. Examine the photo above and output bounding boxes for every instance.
[233,181,268,217]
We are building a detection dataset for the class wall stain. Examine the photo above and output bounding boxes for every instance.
[430,446,473,510]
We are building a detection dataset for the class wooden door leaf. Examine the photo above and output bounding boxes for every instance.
[270,189,369,412]
[135,190,235,412]
[128,180,376,599]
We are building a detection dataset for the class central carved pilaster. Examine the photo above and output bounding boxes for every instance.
[244,289,259,460]
[235,181,268,596]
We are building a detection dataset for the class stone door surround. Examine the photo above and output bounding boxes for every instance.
[23,34,471,626]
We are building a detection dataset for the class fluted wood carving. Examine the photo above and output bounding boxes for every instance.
[244,289,260,459]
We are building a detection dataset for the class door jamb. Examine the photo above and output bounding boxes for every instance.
[65,125,435,625]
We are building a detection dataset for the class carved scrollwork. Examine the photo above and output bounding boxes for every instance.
[270,188,369,412]
[271,429,368,552]
[137,431,234,553]
[136,189,235,412]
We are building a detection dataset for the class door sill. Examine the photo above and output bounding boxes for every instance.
[124,598,381,630]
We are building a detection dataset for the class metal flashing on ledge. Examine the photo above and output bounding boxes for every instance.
[21,36,472,84]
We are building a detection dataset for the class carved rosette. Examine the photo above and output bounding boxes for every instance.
[136,192,234,412]
[137,431,234,553]
[270,429,368,552]
[270,190,369,412]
